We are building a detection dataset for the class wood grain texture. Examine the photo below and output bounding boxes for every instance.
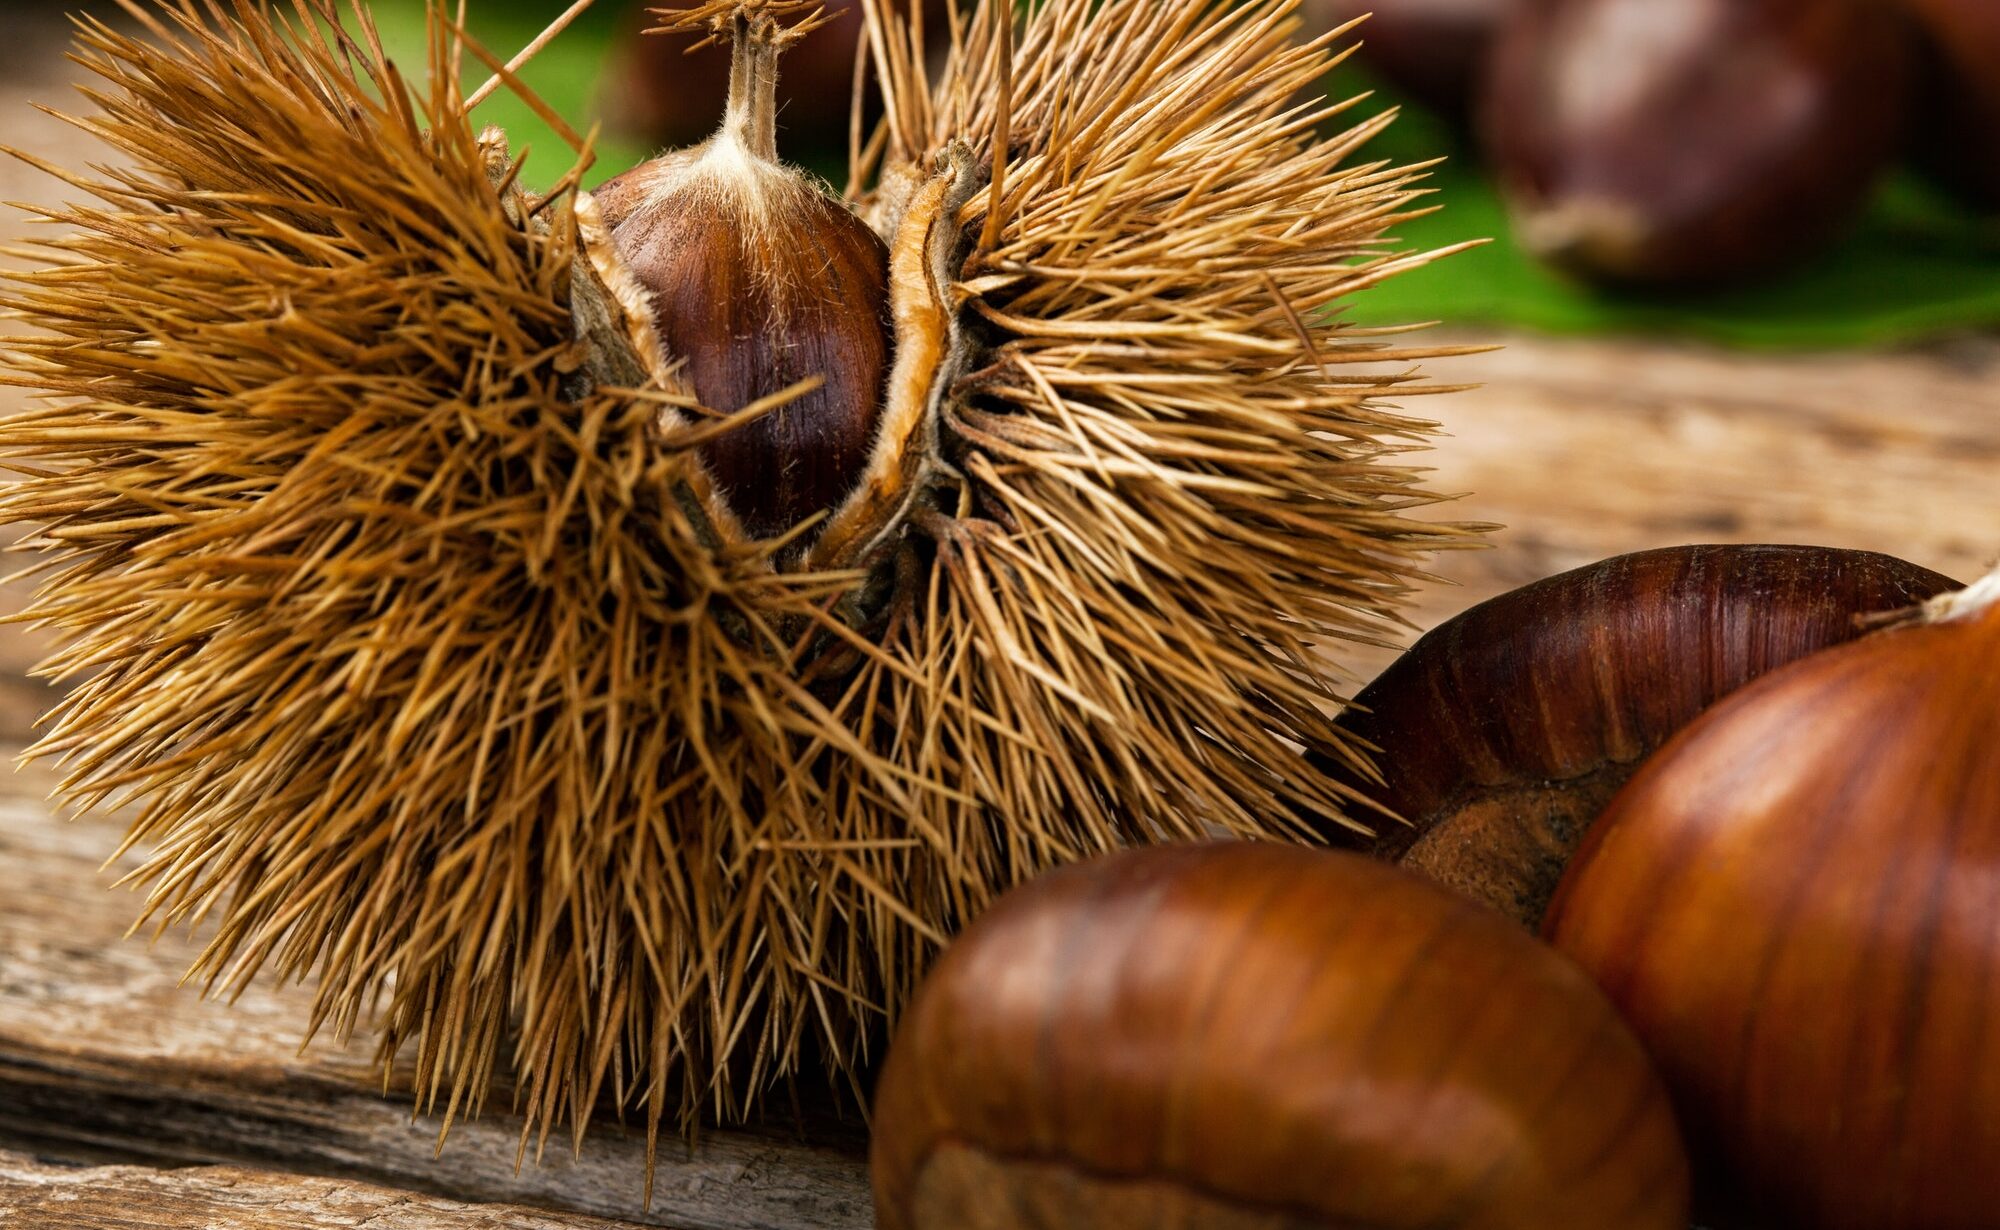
[0,1147,653,1229]
[1342,332,2000,685]
[0,768,873,1230]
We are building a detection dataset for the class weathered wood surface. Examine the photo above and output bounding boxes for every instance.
[1341,332,2000,682]
[0,768,875,1230]
[0,1147,656,1229]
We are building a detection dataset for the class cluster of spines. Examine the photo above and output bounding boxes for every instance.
[0,0,1476,1173]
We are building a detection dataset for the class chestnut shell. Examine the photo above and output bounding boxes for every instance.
[1482,0,1916,287]
[872,843,1690,1230]
[1324,545,1957,927]
[1545,581,2000,1229]
[593,165,893,540]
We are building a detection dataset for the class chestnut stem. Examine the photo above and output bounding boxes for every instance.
[723,13,783,161]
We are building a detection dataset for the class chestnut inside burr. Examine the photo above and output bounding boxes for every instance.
[591,6,895,541]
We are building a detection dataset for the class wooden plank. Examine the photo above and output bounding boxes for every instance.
[0,770,875,1230]
[1341,333,2000,683]
[0,1146,653,1229]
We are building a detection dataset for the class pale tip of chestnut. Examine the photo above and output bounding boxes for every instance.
[1921,565,2000,624]
[1513,196,1652,279]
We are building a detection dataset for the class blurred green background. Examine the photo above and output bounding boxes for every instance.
[1341,73,2000,349]
[383,0,2000,348]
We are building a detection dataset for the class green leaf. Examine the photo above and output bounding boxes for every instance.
[1339,68,2000,349]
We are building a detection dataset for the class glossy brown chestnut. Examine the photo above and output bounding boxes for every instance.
[596,169,891,539]
[1326,545,1956,927]
[872,842,1690,1230]
[1903,0,2000,209]
[1545,570,2000,1230]
[1482,0,1916,286]
[593,11,894,540]
[1304,0,1518,120]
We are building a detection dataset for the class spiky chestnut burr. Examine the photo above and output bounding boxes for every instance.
[0,0,1478,1159]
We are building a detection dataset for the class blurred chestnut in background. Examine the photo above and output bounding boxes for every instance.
[1902,0,2000,209]
[1483,0,1916,287]
[1304,0,1519,120]
[872,843,1690,1230]
[1326,545,1955,927]
[1547,571,2000,1230]
[600,0,947,159]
